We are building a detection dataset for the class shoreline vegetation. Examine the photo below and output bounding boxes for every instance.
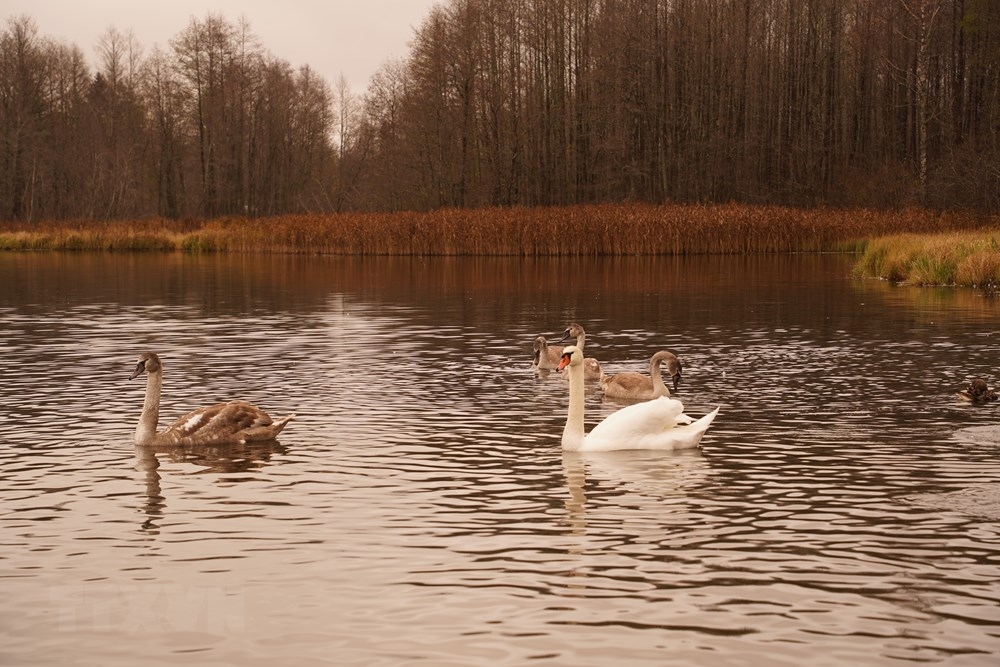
[853,231,1000,289]
[1,203,998,287]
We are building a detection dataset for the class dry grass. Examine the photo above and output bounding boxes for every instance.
[1,204,995,256]
[0,221,181,251]
[853,231,1000,287]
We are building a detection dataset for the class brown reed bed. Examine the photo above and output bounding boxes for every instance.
[0,204,995,256]
[852,230,1000,288]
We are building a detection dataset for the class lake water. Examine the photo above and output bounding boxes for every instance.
[1,252,999,666]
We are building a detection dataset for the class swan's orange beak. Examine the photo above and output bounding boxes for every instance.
[558,353,571,371]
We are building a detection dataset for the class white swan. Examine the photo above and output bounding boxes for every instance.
[129,351,294,446]
[557,322,604,381]
[602,350,682,399]
[558,345,717,452]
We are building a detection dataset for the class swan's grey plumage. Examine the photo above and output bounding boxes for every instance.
[557,322,604,381]
[130,352,293,446]
[602,350,682,399]
[559,346,717,452]
[532,336,563,370]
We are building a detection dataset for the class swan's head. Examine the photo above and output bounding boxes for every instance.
[129,351,162,380]
[532,336,548,364]
[558,345,583,371]
[558,322,585,343]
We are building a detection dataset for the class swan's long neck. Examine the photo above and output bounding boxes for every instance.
[562,360,586,451]
[136,370,162,444]
[575,332,586,351]
[650,357,670,396]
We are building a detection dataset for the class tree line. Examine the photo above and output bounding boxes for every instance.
[1,0,998,223]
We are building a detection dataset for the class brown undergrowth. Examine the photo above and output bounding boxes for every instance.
[0,204,994,256]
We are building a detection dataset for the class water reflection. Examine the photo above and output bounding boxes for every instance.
[1,252,999,666]
[133,441,289,533]
[560,450,710,534]
[134,447,164,531]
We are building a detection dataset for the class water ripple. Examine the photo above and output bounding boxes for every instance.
[1,254,999,665]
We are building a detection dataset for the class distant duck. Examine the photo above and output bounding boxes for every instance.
[602,350,682,400]
[557,322,604,381]
[958,378,998,404]
[130,351,294,446]
[559,345,717,452]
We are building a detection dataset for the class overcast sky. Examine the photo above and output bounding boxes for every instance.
[2,0,442,92]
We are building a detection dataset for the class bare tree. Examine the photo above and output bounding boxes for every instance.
[91,26,147,217]
[141,45,189,217]
[0,16,45,220]
[3,0,998,220]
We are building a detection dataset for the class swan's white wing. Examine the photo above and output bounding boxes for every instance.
[636,408,718,450]
[590,395,686,435]
[583,399,718,452]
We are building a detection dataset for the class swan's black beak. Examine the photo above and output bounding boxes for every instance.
[556,329,571,343]
[532,350,540,365]
[129,362,145,380]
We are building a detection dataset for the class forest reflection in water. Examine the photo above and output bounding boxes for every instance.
[1,251,998,666]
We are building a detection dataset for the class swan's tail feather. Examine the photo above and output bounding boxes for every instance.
[670,407,719,447]
[271,413,295,434]
[242,413,295,443]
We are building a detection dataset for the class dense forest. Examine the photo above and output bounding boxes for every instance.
[1,0,998,223]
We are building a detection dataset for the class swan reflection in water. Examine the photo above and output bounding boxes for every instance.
[133,440,288,532]
[560,448,711,533]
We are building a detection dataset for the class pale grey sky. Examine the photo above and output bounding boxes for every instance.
[2,0,442,92]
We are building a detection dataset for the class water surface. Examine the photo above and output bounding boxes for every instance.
[1,253,999,666]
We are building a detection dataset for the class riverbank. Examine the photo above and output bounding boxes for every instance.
[1,204,994,256]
